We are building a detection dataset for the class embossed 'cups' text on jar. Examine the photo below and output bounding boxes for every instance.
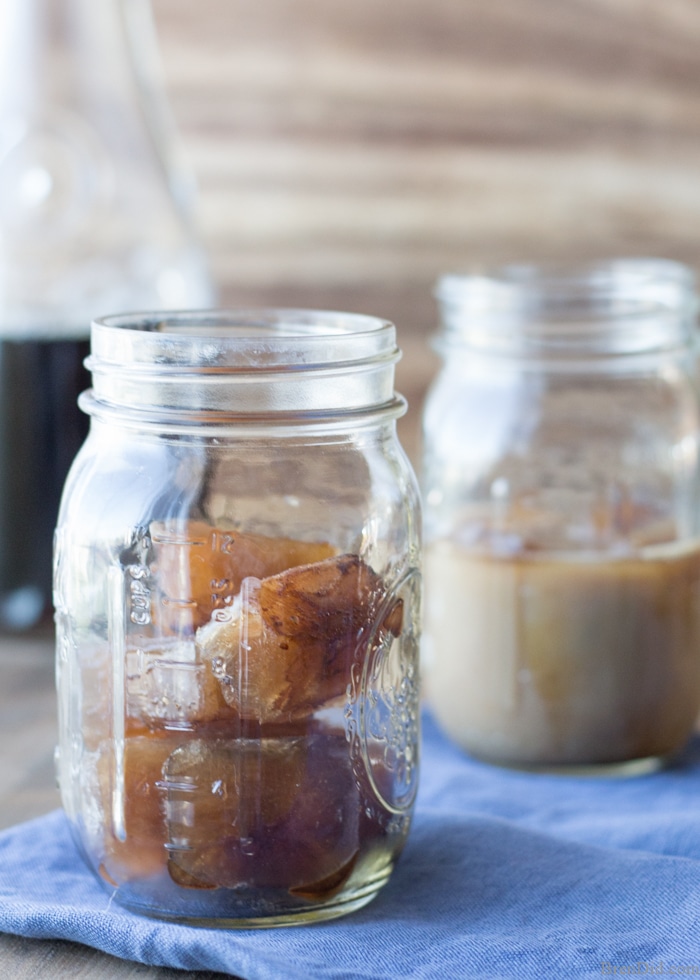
[54,310,421,926]
[421,260,700,774]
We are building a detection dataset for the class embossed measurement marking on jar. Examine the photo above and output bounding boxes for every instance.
[126,642,203,730]
[127,564,151,625]
[150,524,237,613]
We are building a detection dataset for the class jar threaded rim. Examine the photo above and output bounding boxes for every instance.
[83,309,405,426]
[435,258,697,359]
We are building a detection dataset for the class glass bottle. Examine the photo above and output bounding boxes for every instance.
[421,259,700,773]
[0,0,214,631]
[54,309,421,926]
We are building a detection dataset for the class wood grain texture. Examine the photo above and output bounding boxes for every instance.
[147,0,700,461]
[0,934,231,980]
[151,0,700,318]
[0,637,58,831]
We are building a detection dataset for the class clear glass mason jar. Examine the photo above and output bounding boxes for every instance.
[421,259,700,774]
[54,309,421,926]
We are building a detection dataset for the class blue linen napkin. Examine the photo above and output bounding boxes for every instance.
[2,713,700,980]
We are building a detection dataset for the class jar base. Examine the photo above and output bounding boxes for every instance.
[467,751,670,778]
[103,870,391,929]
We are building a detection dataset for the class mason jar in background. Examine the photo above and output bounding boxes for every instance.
[54,309,421,926]
[421,259,700,773]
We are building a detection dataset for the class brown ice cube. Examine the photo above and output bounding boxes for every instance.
[163,733,363,898]
[198,555,399,724]
[125,639,236,731]
[260,553,403,665]
[150,519,336,633]
[162,737,305,889]
[99,732,180,883]
[258,553,383,640]
[196,578,299,724]
[281,732,362,900]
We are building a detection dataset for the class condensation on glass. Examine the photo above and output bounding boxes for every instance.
[54,310,421,926]
[421,259,700,773]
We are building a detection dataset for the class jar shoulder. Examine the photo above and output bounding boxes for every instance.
[57,427,420,566]
[423,364,700,461]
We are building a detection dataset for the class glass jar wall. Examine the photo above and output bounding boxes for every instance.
[421,260,700,773]
[54,310,421,926]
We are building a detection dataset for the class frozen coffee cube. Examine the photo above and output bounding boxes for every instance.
[260,553,403,675]
[282,733,361,900]
[125,638,235,731]
[163,734,362,897]
[150,520,231,633]
[258,553,384,640]
[98,732,181,883]
[197,555,396,724]
[151,519,336,633]
[162,737,305,889]
[197,578,299,724]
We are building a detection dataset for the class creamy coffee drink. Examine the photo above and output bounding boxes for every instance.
[423,537,700,768]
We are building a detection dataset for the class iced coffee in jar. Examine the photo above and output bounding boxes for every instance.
[421,260,700,772]
[54,310,421,926]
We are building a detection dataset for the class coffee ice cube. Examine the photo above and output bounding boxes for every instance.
[98,732,181,883]
[281,732,361,900]
[125,638,235,731]
[162,736,305,889]
[197,555,396,725]
[150,519,336,633]
[162,732,363,898]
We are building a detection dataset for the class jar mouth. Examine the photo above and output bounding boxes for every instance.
[90,309,398,370]
[85,308,405,425]
[435,259,698,358]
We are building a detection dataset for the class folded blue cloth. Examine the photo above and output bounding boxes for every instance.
[2,713,700,979]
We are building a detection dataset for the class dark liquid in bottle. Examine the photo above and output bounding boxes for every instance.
[0,335,90,631]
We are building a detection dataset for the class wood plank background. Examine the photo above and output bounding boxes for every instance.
[149,0,700,460]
